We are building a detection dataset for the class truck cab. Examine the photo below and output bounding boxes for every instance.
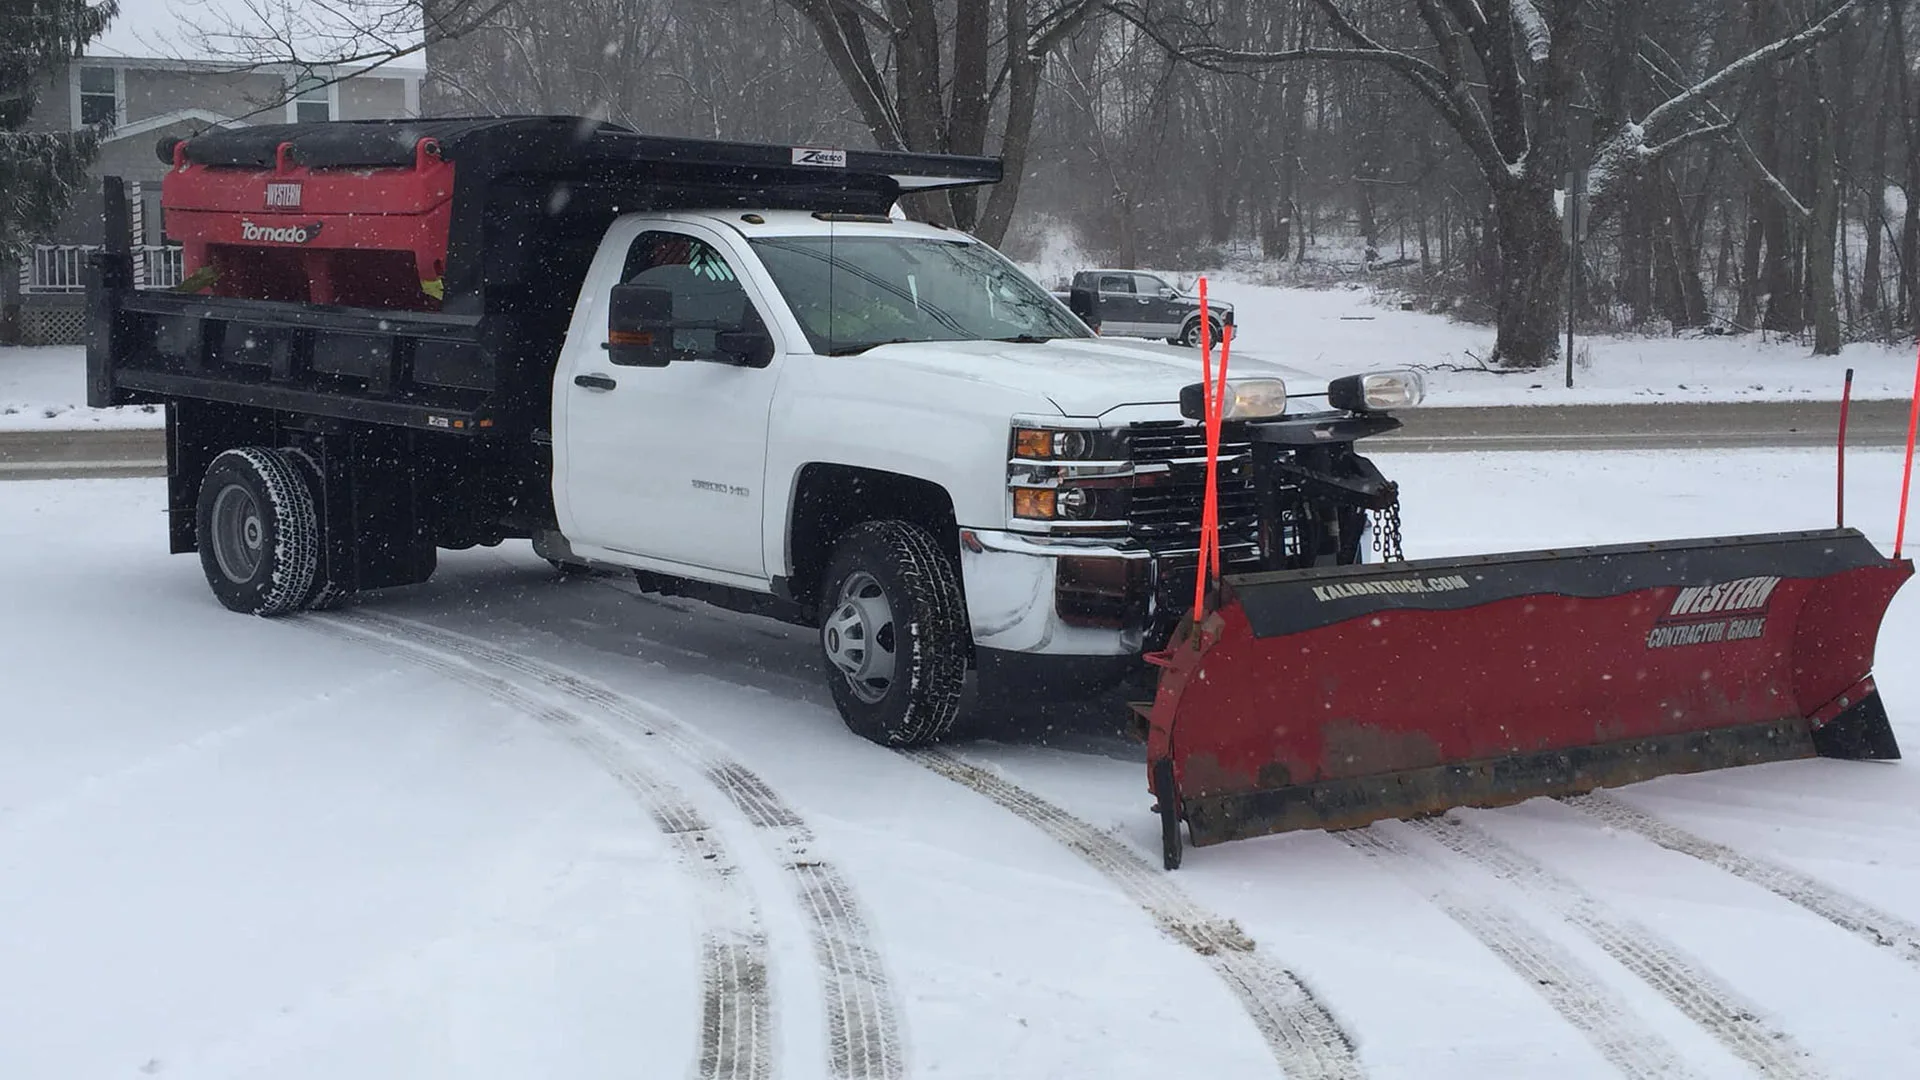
[87,116,1420,748]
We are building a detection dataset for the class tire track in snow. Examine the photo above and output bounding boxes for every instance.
[1562,791,1920,973]
[1341,828,1700,1080]
[347,611,904,1080]
[1408,816,1830,1080]
[907,748,1365,1080]
[304,618,772,1080]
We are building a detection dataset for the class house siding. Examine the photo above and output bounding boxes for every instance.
[340,77,409,120]
[124,68,287,126]
[28,71,70,130]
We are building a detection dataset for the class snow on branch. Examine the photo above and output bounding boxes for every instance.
[1722,127,1812,221]
[1510,0,1550,64]
[1587,0,1861,207]
[1639,0,1862,137]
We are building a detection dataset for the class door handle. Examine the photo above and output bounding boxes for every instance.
[1137,297,1151,304]
[574,373,617,391]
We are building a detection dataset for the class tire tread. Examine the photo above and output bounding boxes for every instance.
[822,519,968,746]
[199,447,320,617]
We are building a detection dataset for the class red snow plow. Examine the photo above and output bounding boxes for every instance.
[1144,532,1911,868]
[1145,302,1918,870]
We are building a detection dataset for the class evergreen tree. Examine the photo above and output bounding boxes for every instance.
[0,0,119,264]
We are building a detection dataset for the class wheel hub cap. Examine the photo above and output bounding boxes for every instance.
[211,482,266,585]
[824,571,897,704]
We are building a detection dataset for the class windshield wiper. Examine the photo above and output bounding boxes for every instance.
[992,334,1054,344]
[825,338,919,356]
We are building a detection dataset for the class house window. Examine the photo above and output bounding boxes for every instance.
[79,67,119,126]
[289,75,332,123]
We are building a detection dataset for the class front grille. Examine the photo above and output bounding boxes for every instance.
[1125,421,1261,563]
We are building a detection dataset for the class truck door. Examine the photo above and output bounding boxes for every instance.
[1133,273,1184,337]
[1095,272,1141,335]
[557,223,782,581]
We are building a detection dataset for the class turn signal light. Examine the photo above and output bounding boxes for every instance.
[1012,488,1056,519]
[1015,428,1053,459]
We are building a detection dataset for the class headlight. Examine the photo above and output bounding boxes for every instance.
[1222,378,1289,419]
[1328,369,1426,412]
[1013,426,1096,459]
[1007,421,1130,530]
[1178,377,1289,421]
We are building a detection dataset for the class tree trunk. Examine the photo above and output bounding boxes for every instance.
[1861,8,1892,326]
[1894,0,1920,332]
[1757,75,1802,329]
[970,0,1038,248]
[1492,183,1566,367]
[1654,170,1707,328]
[1622,178,1654,320]
[1808,50,1842,355]
[1738,186,1764,328]
[1418,189,1432,272]
[946,0,991,229]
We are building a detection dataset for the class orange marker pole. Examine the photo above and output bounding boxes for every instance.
[1895,345,1920,560]
[1190,272,1221,618]
[1208,323,1233,585]
[1194,278,1215,618]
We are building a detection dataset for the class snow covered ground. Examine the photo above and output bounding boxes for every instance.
[1198,278,1920,407]
[5,448,1919,1079]
[0,346,161,431]
[10,280,1916,431]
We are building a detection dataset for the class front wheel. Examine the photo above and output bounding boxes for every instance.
[818,520,969,746]
[1174,317,1223,348]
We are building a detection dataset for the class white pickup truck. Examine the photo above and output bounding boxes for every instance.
[88,115,1421,745]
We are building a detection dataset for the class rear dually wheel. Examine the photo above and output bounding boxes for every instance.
[195,447,320,616]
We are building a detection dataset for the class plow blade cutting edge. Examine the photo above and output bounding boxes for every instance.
[1145,528,1912,869]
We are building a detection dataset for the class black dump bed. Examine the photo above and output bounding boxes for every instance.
[89,115,1000,438]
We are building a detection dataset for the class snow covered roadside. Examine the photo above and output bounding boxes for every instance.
[0,346,162,431]
[4,449,1919,1079]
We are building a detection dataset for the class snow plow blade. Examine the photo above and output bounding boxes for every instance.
[1145,528,1911,866]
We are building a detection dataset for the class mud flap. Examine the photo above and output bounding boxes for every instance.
[1144,528,1912,852]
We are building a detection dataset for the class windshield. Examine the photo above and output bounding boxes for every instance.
[748,234,1090,355]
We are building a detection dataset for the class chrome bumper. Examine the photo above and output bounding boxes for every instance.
[957,518,1383,660]
[957,529,1160,657]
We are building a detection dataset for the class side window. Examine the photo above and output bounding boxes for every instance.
[79,67,119,127]
[1134,273,1169,296]
[619,230,766,361]
[1097,274,1134,295]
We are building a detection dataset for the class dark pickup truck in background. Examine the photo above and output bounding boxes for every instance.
[1050,269,1233,347]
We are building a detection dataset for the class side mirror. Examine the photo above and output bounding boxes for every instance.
[1158,286,1178,299]
[606,284,675,367]
[715,329,775,368]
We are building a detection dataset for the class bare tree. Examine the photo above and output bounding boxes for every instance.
[1116,0,1868,366]
[779,1,1103,243]
[148,0,513,121]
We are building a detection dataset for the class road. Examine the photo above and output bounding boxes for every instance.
[0,429,166,480]
[1,399,1912,479]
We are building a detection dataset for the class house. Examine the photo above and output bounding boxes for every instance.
[2,51,424,345]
